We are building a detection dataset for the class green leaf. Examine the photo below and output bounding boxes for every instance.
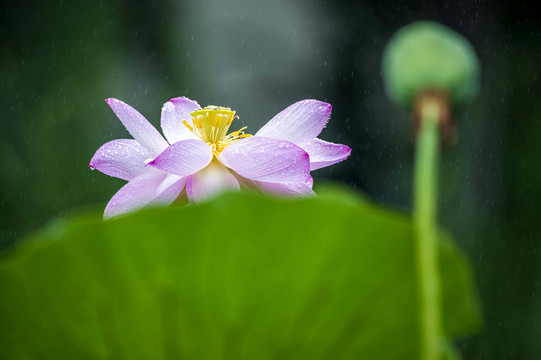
[0,189,480,359]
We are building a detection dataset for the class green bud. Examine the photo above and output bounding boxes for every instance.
[382,21,480,109]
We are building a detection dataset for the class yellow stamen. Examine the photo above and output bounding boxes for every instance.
[181,105,252,155]
[182,119,193,131]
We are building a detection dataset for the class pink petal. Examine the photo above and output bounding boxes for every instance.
[186,161,240,203]
[89,139,154,181]
[255,100,332,145]
[160,98,200,144]
[219,137,311,183]
[106,98,169,155]
[151,174,188,204]
[255,177,315,196]
[302,138,352,171]
[104,172,187,219]
[170,97,201,124]
[147,139,212,176]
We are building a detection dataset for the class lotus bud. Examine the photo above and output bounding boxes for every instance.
[382,21,480,109]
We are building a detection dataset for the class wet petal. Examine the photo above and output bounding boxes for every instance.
[104,172,186,219]
[89,139,154,181]
[219,137,311,183]
[106,98,169,154]
[161,98,200,144]
[255,100,332,145]
[147,139,213,176]
[170,97,201,124]
[151,174,188,204]
[302,138,352,171]
[186,161,240,203]
[255,177,315,196]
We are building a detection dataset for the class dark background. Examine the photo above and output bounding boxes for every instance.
[1,0,540,358]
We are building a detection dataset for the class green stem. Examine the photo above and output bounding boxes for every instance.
[414,97,442,360]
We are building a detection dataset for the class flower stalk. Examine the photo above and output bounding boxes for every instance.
[413,92,444,360]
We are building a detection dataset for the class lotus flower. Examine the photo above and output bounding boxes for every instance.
[90,97,350,218]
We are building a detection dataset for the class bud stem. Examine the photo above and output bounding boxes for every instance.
[414,94,443,360]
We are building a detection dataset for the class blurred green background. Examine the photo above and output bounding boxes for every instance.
[1,0,540,358]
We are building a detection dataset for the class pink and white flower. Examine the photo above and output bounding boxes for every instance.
[90,97,350,218]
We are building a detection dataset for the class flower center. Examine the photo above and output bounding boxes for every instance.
[182,105,252,155]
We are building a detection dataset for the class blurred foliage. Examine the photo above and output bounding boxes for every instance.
[1,0,540,358]
[0,190,479,359]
